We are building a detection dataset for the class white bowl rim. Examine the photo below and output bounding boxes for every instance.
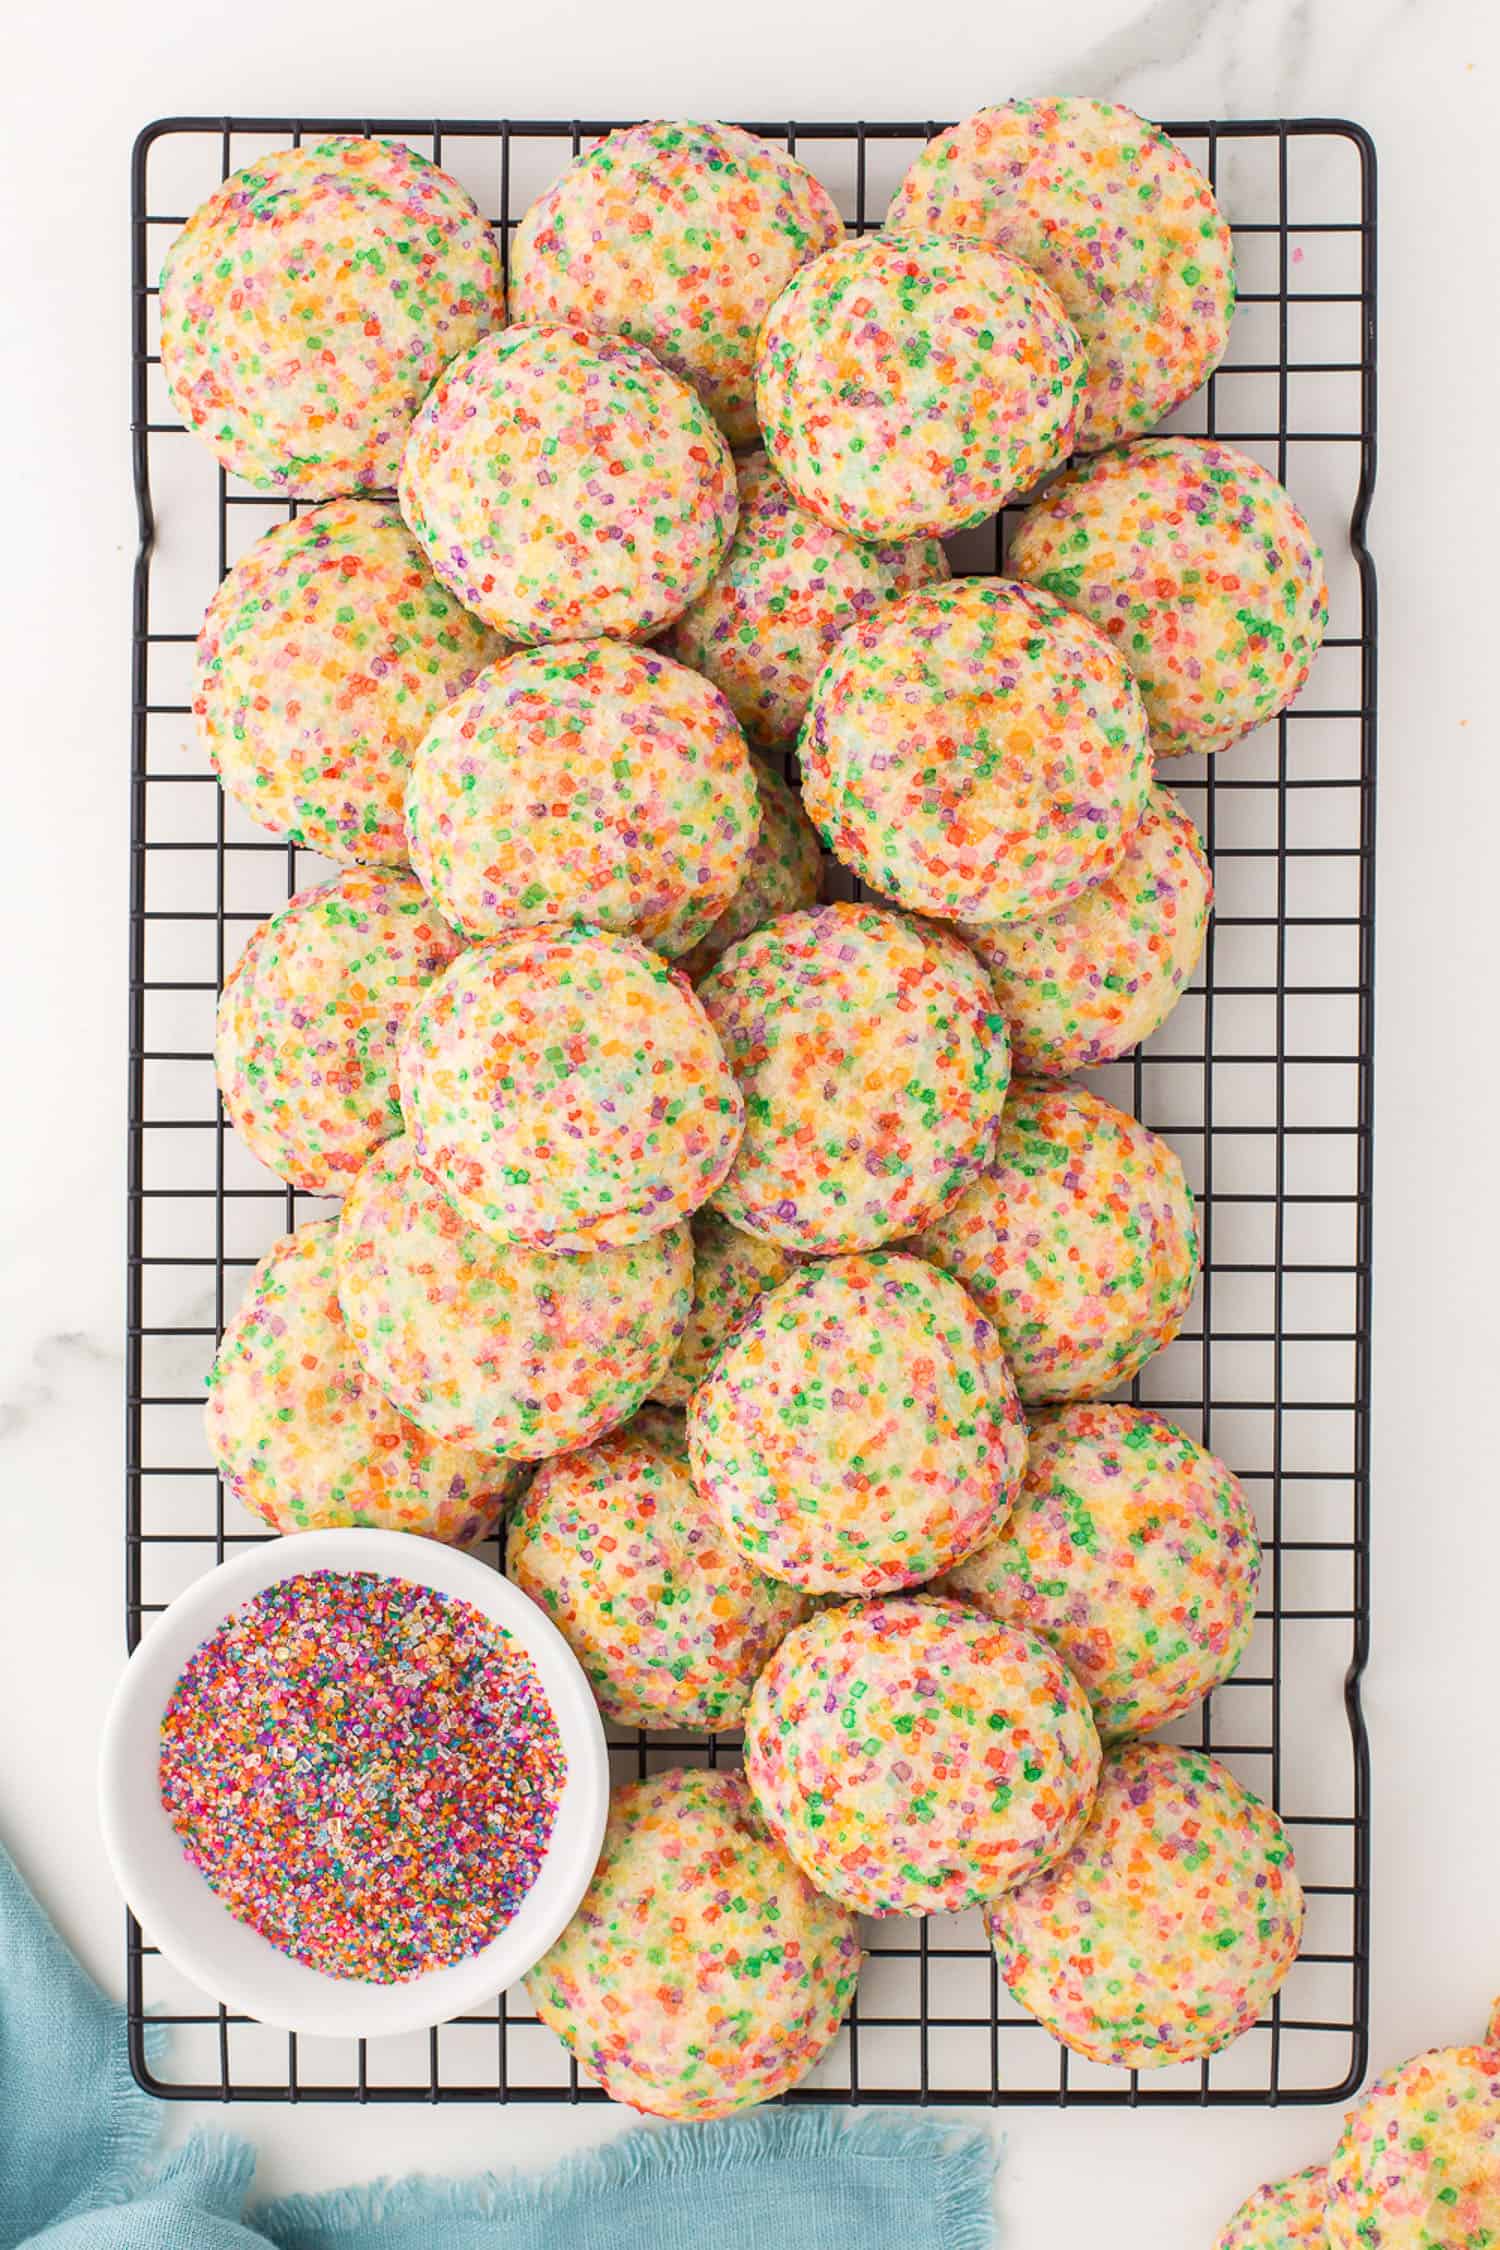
[98,1527,609,2040]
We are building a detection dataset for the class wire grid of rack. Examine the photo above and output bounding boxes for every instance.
[128,114,1376,2109]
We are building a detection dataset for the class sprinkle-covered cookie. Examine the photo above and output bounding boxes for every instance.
[913,1079,1199,1402]
[689,1253,1027,1593]
[699,901,1009,1253]
[528,1766,860,2119]
[660,452,949,747]
[801,578,1151,924]
[215,867,464,1195]
[510,123,844,448]
[887,100,1236,453]
[756,232,1085,541]
[667,753,825,982]
[401,928,743,1252]
[650,1205,808,1408]
[962,785,1211,1074]
[989,1740,1304,2067]
[207,1220,519,1542]
[506,1407,807,1730]
[335,1135,691,1457]
[1008,437,1329,758]
[1217,2169,1330,2250]
[195,500,502,867]
[399,324,738,644]
[1326,2037,1500,2250]
[744,1596,1101,1916]
[943,1402,1260,1736]
[405,639,758,954]
[161,137,504,495]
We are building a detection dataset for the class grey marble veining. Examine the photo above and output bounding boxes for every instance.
[1,1329,118,1448]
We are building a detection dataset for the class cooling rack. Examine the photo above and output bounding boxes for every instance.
[128,113,1377,2108]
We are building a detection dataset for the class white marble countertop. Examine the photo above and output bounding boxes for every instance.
[2,1,1496,2242]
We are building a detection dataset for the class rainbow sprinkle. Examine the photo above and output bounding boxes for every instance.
[159,1570,567,1983]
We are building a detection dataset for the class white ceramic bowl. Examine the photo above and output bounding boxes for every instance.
[99,1528,609,2039]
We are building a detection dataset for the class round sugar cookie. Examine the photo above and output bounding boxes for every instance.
[650,1205,807,1408]
[401,928,743,1252]
[988,1740,1304,2067]
[405,639,758,953]
[745,1596,1101,1915]
[660,452,950,747]
[962,784,1211,1074]
[510,122,844,449]
[913,1079,1199,1403]
[207,1220,519,1542]
[887,100,1236,453]
[1217,2169,1330,2250]
[689,1253,1027,1593]
[506,1407,807,1730]
[699,901,1009,1253]
[667,753,825,982]
[528,1765,860,2120]
[1326,2036,1500,2250]
[215,867,464,1195]
[756,232,1086,540]
[196,501,502,866]
[160,136,504,496]
[399,323,738,644]
[335,1135,691,1457]
[801,577,1151,924]
[1008,437,1329,758]
[942,1402,1260,1737]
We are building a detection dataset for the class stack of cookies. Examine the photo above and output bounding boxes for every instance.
[164,100,1329,2120]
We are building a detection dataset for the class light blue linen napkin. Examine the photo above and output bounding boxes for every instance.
[0,1842,997,2250]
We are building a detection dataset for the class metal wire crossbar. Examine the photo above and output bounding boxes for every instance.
[128,114,1377,2107]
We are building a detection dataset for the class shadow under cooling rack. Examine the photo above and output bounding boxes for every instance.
[127,114,1377,2109]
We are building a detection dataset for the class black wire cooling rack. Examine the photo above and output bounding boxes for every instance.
[128,114,1377,2108]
